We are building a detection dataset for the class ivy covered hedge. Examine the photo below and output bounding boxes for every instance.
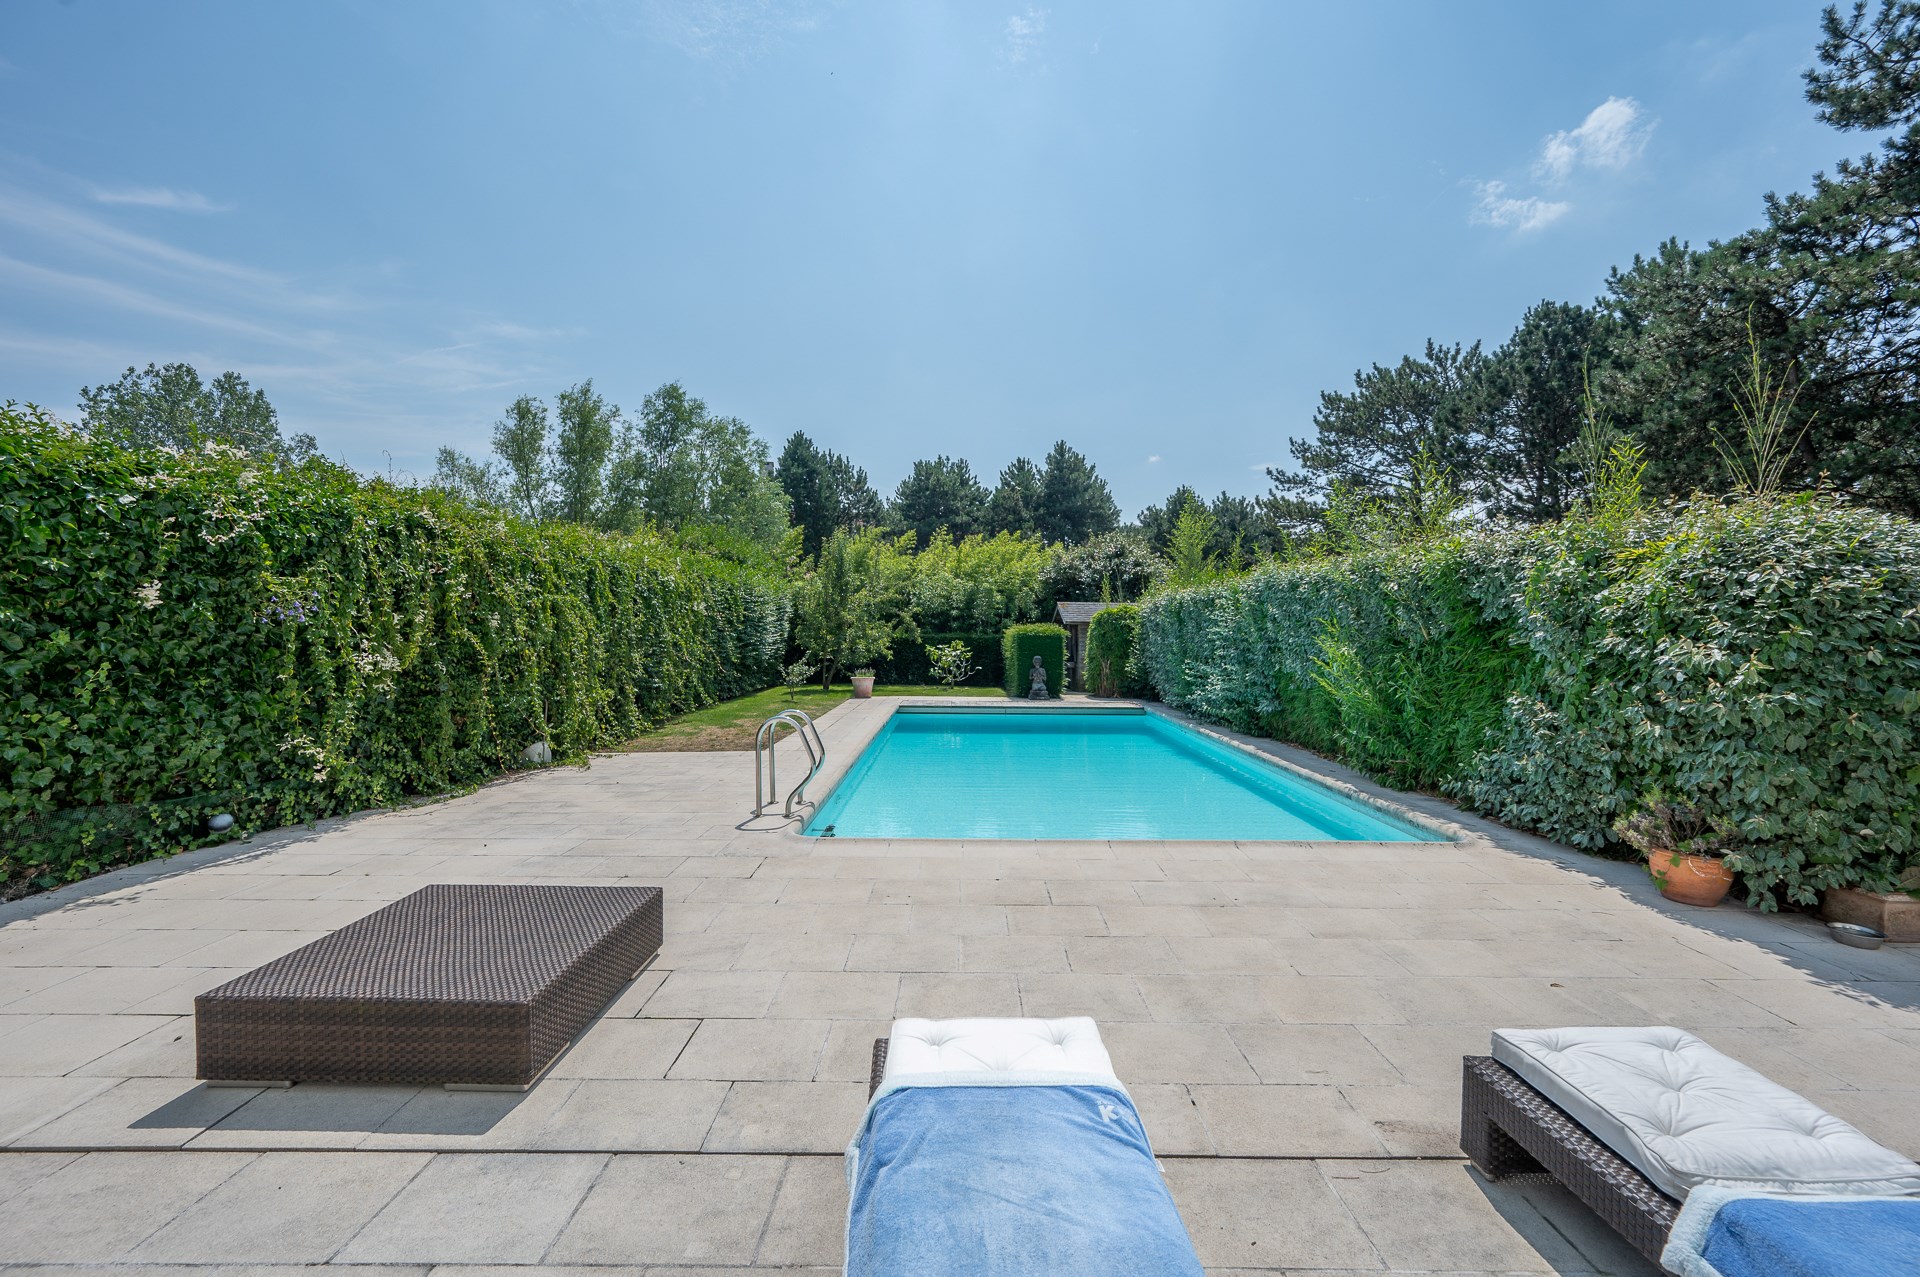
[1136,493,1920,907]
[2,408,790,892]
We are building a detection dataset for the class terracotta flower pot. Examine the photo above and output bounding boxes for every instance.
[850,675,875,699]
[1648,849,1734,907]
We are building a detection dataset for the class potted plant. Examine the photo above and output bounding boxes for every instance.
[1613,795,1738,907]
[850,668,876,699]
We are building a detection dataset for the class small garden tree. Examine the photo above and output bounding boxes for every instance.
[795,529,907,689]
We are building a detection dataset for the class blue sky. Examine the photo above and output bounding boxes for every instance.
[0,1,1853,516]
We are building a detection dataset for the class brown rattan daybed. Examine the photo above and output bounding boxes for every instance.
[196,882,663,1089]
[1463,1028,1920,1271]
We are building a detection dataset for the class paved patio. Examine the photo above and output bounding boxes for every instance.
[3,696,1917,1275]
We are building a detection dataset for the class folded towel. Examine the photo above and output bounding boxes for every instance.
[846,1080,1204,1277]
[1661,1182,1920,1277]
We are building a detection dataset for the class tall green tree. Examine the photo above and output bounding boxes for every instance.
[985,456,1045,536]
[794,529,909,688]
[79,363,309,460]
[551,380,620,526]
[1035,441,1120,544]
[1601,1,1920,513]
[776,431,883,555]
[1040,530,1165,605]
[1137,485,1200,552]
[891,455,988,547]
[1458,302,1612,522]
[1267,340,1487,515]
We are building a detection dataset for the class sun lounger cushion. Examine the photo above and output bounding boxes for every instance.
[882,1016,1118,1085]
[1493,1026,1920,1200]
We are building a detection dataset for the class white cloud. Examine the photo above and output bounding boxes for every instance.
[1470,181,1571,234]
[91,184,230,213]
[1536,97,1651,182]
[636,0,823,60]
[1003,7,1047,64]
[1146,454,1161,464]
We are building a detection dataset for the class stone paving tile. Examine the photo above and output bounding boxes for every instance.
[755,1155,848,1266]
[129,1150,430,1262]
[1192,1085,1389,1156]
[13,1079,260,1149]
[1101,1022,1260,1084]
[1163,1159,1380,1271]
[1325,1160,1581,1274]
[668,1019,831,1081]
[702,1082,866,1152]
[191,1085,419,1149]
[816,1020,892,1081]
[0,1150,256,1262]
[0,1013,174,1076]
[0,1150,79,1205]
[545,1153,784,1266]
[1017,972,1151,1021]
[1228,1023,1403,1086]
[530,1080,729,1151]
[0,1077,117,1145]
[766,971,900,1020]
[338,1152,609,1264]
[641,970,783,1018]
[894,972,1022,1019]
[549,1019,697,1080]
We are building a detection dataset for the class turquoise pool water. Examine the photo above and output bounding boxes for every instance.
[804,707,1436,841]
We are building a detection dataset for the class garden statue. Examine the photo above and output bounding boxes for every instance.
[1028,655,1050,700]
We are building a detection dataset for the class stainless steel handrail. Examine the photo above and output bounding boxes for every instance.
[753,709,825,820]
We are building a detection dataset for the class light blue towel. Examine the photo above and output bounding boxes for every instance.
[846,1078,1205,1277]
[1662,1184,1920,1277]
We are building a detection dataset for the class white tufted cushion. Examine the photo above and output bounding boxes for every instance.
[885,1017,1118,1083]
[1493,1026,1920,1200]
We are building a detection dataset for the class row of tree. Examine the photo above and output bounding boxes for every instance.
[1271,1,1919,523]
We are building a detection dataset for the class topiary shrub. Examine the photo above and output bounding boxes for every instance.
[1084,604,1147,697]
[0,406,791,895]
[1002,623,1067,698]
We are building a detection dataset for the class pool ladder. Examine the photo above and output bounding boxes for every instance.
[754,709,826,820]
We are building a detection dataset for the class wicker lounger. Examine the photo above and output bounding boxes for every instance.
[869,1036,889,1097]
[196,883,663,1089]
[1460,1055,1679,1266]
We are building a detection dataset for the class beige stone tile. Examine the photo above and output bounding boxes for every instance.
[1041,880,1144,907]
[703,1082,866,1152]
[733,932,853,972]
[550,1019,697,1080]
[756,1154,848,1266]
[958,878,1051,906]
[1129,1082,1215,1155]
[1229,1024,1403,1085]
[640,970,782,1018]
[1096,903,1209,935]
[669,1019,830,1081]
[1270,938,1411,978]
[529,1080,728,1151]
[1017,973,1150,1021]
[895,972,1022,1019]
[817,1020,893,1082]
[1163,936,1283,974]
[68,1015,196,1078]
[960,936,1070,973]
[1191,1085,1388,1156]
[546,1153,783,1266]
[0,1013,173,1076]
[1101,1022,1259,1084]
[338,1151,608,1264]
[809,904,912,934]
[1066,936,1179,974]
[1338,1083,1462,1156]
[0,1150,79,1206]
[768,971,900,1020]
[12,1078,259,1149]
[193,1084,420,1149]
[0,1149,256,1262]
[131,1150,430,1262]
[1005,905,1107,936]
[1325,1159,1557,1273]
[1163,1159,1379,1271]
[906,904,1008,936]
[845,933,963,973]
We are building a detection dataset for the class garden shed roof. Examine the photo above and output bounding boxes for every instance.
[1052,601,1124,626]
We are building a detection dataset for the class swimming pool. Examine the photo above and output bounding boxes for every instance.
[804,707,1438,841]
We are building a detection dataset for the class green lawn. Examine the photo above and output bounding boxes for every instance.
[617,683,1003,751]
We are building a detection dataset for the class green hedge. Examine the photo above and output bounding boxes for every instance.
[1002,623,1067,698]
[1136,493,1920,907]
[1085,605,1148,697]
[866,631,1004,686]
[1,407,791,892]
